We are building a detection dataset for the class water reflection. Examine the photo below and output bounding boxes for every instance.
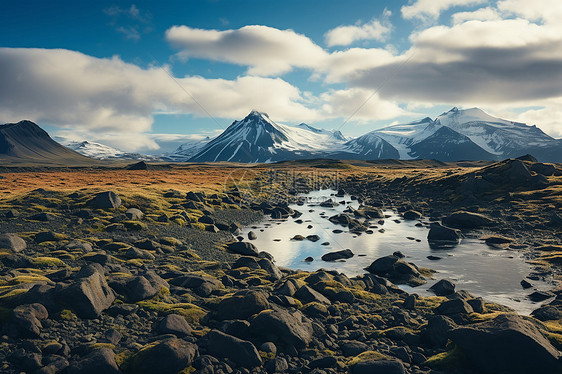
[241,190,552,314]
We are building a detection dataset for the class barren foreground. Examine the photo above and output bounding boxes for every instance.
[0,158,561,374]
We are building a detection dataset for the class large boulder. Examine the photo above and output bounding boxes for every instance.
[294,285,330,304]
[206,330,262,368]
[449,314,561,374]
[365,255,424,286]
[158,314,192,337]
[0,233,26,252]
[226,241,259,256]
[129,338,198,374]
[4,303,48,338]
[56,264,115,318]
[109,276,158,302]
[90,191,122,209]
[429,279,456,296]
[250,307,314,348]
[427,223,461,243]
[215,290,270,320]
[443,211,496,229]
[68,348,120,374]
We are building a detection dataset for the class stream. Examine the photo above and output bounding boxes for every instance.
[241,189,552,314]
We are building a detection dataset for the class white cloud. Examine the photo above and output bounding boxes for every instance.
[0,48,324,151]
[324,10,392,47]
[320,88,409,122]
[166,25,328,75]
[401,0,487,21]
[498,0,562,23]
[452,7,501,24]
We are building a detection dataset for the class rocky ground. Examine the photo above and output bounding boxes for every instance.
[0,156,561,374]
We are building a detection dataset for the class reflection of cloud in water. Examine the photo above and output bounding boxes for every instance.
[241,189,553,315]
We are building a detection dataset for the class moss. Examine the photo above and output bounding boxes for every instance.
[136,301,207,324]
[126,259,145,268]
[189,222,206,230]
[469,311,512,322]
[177,367,196,374]
[543,321,562,333]
[351,288,381,301]
[122,220,148,231]
[424,346,469,370]
[160,237,182,246]
[114,349,132,367]
[259,351,276,360]
[89,343,116,351]
[0,288,29,300]
[5,274,51,285]
[60,309,77,321]
[378,326,416,340]
[347,351,390,366]
[32,256,66,268]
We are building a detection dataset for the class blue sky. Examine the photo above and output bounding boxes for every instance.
[1,0,562,153]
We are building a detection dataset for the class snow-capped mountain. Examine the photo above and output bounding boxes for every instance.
[65,141,161,161]
[189,110,351,163]
[164,137,212,162]
[186,108,562,163]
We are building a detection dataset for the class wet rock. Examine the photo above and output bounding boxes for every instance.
[532,306,562,321]
[403,210,422,220]
[215,290,270,320]
[56,264,115,318]
[0,233,26,252]
[304,256,314,262]
[248,231,257,240]
[365,255,423,286]
[129,338,198,374]
[90,191,121,209]
[306,234,320,242]
[158,314,193,337]
[449,314,561,374]
[321,249,354,262]
[250,306,314,348]
[529,290,554,302]
[427,222,461,243]
[521,279,533,289]
[429,279,456,296]
[67,348,120,374]
[443,211,496,229]
[226,241,259,256]
[207,330,262,368]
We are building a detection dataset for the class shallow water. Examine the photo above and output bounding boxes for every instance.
[241,190,552,314]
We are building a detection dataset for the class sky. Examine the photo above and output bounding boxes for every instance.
[1,0,562,153]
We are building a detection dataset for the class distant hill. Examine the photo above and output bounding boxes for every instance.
[0,120,95,165]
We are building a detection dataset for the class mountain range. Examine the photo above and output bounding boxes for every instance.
[178,107,562,163]
[1,107,561,165]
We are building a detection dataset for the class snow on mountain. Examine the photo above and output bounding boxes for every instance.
[66,141,161,161]
[165,137,212,162]
[185,107,562,163]
[189,110,350,163]
[436,107,559,158]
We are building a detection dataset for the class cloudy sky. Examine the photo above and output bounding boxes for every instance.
[1,0,561,153]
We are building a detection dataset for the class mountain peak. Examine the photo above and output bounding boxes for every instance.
[247,110,270,119]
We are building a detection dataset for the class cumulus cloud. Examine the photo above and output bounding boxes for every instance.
[320,88,408,122]
[0,48,323,151]
[497,0,562,23]
[166,25,328,75]
[345,18,562,107]
[324,10,392,47]
[452,7,501,24]
[401,0,487,20]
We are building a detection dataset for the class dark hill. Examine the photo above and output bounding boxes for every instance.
[0,120,95,165]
